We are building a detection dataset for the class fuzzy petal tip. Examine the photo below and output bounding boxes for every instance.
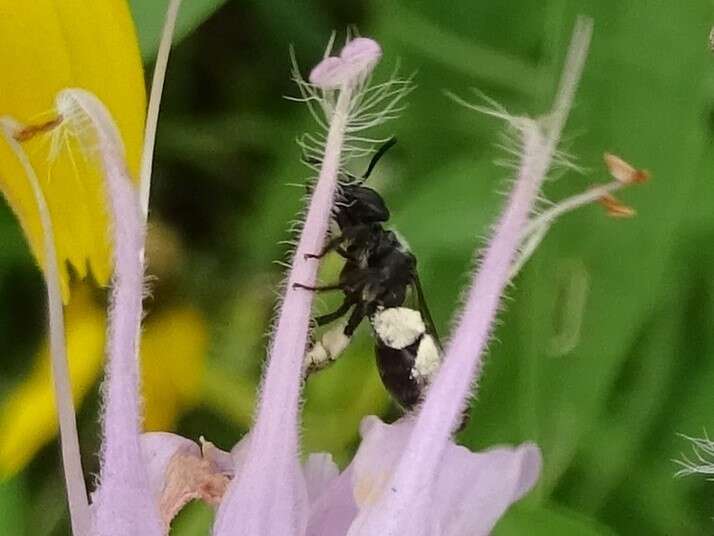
[309,37,382,89]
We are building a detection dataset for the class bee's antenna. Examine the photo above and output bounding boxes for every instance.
[361,136,397,182]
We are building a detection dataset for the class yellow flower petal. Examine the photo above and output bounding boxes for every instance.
[141,307,208,431]
[0,286,105,478]
[0,0,146,300]
[0,296,208,478]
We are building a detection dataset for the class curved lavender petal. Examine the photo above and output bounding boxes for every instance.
[0,120,91,536]
[306,466,357,536]
[346,416,540,535]
[141,433,201,500]
[304,453,340,504]
[431,442,541,535]
[214,38,382,536]
[346,19,592,536]
[55,89,163,536]
[309,38,381,89]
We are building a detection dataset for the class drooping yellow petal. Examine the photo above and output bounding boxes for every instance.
[0,0,146,300]
[0,286,105,478]
[0,297,208,478]
[141,307,208,431]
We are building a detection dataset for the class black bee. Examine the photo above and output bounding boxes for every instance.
[295,138,442,411]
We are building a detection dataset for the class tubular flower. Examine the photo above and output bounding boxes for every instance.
[0,0,145,300]
[0,4,649,535]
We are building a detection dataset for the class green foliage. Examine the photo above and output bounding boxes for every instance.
[128,0,229,60]
[494,502,616,535]
[0,477,27,535]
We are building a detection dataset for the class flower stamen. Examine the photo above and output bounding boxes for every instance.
[14,116,63,142]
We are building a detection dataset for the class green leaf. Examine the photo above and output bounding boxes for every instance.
[0,476,27,535]
[454,0,712,502]
[493,503,615,536]
[129,0,229,61]
[171,500,214,535]
[516,0,713,495]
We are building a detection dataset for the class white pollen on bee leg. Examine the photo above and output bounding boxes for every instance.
[372,307,425,349]
[306,342,329,368]
[322,325,350,358]
[306,321,350,370]
[412,335,441,380]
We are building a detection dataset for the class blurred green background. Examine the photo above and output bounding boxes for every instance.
[1,0,713,534]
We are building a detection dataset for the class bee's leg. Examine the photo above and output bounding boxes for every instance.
[292,281,343,292]
[343,302,367,337]
[315,298,354,326]
[305,235,344,260]
[304,301,366,377]
[456,408,471,433]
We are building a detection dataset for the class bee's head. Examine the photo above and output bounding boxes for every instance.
[336,184,390,228]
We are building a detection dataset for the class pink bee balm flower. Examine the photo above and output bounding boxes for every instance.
[5,4,650,534]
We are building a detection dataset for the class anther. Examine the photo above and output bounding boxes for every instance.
[599,193,636,218]
[14,116,63,142]
[603,153,650,184]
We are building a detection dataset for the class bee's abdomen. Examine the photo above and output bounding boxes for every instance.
[375,338,423,410]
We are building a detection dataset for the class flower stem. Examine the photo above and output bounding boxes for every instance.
[139,0,182,219]
[509,180,624,277]
[0,120,90,536]
[521,181,623,242]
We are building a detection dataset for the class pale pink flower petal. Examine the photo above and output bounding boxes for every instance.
[338,37,382,78]
[304,453,340,503]
[141,432,201,500]
[309,56,349,89]
[347,417,541,536]
[430,441,541,535]
[309,38,382,89]
[306,467,358,536]
[139,433,237,531]
[54,89,163,536]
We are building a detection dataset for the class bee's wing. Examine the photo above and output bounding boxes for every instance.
[410,273,443,352]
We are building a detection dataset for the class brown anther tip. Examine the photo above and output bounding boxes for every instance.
[632,169,650,183]
[603,152,649,185]
[599,193,636,218]
[14,116,63,142]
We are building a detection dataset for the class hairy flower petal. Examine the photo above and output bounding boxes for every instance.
[142,433,201,500]
[55,89,161,536]
[214,37,382,536]
[307,466,357,536]
[141,433,231,531]
[347,417,540,535]
[304,453,340,504]
[345,19,592,536]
